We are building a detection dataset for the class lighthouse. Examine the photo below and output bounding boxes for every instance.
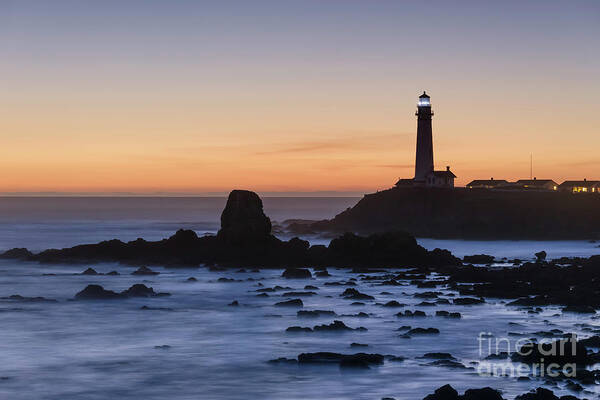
[395,91,456,188]
[414,91,434,183]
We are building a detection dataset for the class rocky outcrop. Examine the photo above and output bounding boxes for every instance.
[217,190,271,245]
[309,187,600,240]
[74,284,169,300]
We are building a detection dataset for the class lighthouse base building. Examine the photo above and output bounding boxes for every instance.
[396,91,456,188]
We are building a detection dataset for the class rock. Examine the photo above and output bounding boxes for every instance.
[131,266,159,275]
[396,310,426,317]
[282,268,312,279]
[419,352,455,360]
[81,267,99,275]
[562,305,596,313]
[463,254,495,264]
[313,320,364,332]
[228,300,239,306]
[282,291,316,297]
[304,285,318,290]
[106,271,119,275]
[350,343,368,347]
[535,251,547,261]
[186,277,197,281]
[217,189,272,245]
[297,352,384,367]
[511,336,591,365]
[462,388,504,400]
[297,310,336,318]
[274,299,303,307]
[315,270,331,277]
[515,388,559,400]
[436,311,461,318]
[121,284,166,297]
[407,327,439,335]
[0,248,33,260]
[75,284,120,300]
[340,288,374,300]
[423,384,459,400]
[383,300,404,307]
[286,326,313,332]
[453,297,485,305]
[579,335,600,347]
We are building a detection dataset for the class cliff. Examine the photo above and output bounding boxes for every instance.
[309,187,600,240]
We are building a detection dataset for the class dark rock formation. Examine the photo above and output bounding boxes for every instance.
[274,299,303,307]
[75,284,121,300]
[75,284,168,300]
[217,189,272,245]
[463,254,495,264]
[310,187,600,240]
[297,310,336,318]
[282,268,312,279]
[0,248,32,260]
[132,266,159,275]
[81,267,99,275]
[297,352,384,368]
[2,190,460,270]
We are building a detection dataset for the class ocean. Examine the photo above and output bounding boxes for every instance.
[0,197,598,399]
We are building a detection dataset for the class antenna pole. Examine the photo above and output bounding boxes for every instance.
[530,154,533,179]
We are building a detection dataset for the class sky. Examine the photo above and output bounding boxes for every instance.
[1,0,599,195]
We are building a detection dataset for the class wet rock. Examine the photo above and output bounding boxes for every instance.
[0,248,33,260]
[186,277,197,282]
[562,305,596,314]
[297,352,384,367]
[286,326,313,332]
[154,345,171,350]
[407,327,439,335]
[282,268,312,279]
[228,300,239,306]
[75,284,121,300]
[217,189,272,245]
[81,267,99,275]
[396,310,426,317]
[535,251,547,262]
[436,310,461,318]
[340,288,374,300]
[453,297,485,305]
[304,285,318,290]
[463,254,495,264]
[313,320,366,332]
[131,266,159,275]
[274,299,303,307]
[140,305,173,311]
[256,293,269,297]
[75,284,168,299]
[282,291,317,297]
[417,301,437,307]
[461,388,504,400]
[350,343,368,347]
[579,335,600,347]
[121,284,168,297]
[514,387,558,400]
[511,336,591,365]
[315,270,331,277]
[382,300,404,307]
[297,310,336,318]
[419,352,455,360]
[106,271,119,275]
[423,384,459,400]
